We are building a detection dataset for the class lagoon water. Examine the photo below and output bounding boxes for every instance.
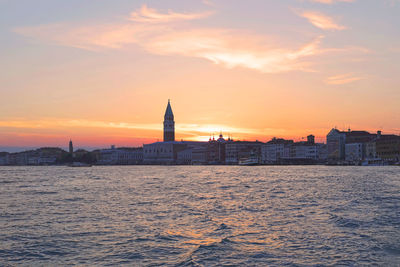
[0,166,399,266]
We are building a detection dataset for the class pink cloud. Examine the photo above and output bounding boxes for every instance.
[325,74,364,84]
[309,0,356,4]
[14,23,153,50]
[145,29,324,73]
[15,5,365,74]
[129,4,214,23]
[299,11,347,30]
[15,21,324,73]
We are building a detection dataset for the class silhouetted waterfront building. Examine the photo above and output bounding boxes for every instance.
[163,100,175,142]
[206,133,232,164]
[327,129,347,161]
[225,141,263,165]
[143,141,205,164]
[177,148,193,165]
[261,137,326,164]
[0,152,9,165]
[5,147,65,166]
[261,138,293,164]
[327,128,373,162]
[365,140,377,160]
[327,128,399,164]
[307,135,315,144]
[97,146,143,165]
[345,143,364,163]
[376,135,400,163]
[192,146,207,165]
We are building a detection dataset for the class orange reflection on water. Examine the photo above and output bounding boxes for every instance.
[164,213,284,252]
[166,229,204,238]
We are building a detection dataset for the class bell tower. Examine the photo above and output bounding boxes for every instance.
[69,139,73,154]
[163,99,175,142]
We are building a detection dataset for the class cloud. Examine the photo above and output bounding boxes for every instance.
[321,46,370,54]
[325,74,364,84]
[298,10,346,30]
[145,30,324,73]
[14,23,152,50]
[0,118,160,131]
[15,23,324,73]
[0,118,265,138]
[202,0,216,7]
[129,4,214,23]
[0,118,294,145]
[309,0,356,4]
[14,5,325,74]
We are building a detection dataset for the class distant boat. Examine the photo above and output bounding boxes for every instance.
[238,152,259,166]
[68,162,92,167]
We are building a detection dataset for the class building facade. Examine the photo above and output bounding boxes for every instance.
[345,143,364,163]
[261,137,327,164]
[206,134,231,164]
[327,128,346,161]
[143,141,205,164]
[376,135,400,163]
[225,141,263,164]
[326,128,400,164]
[365,141,377,159]
[0,153,9,165]
[97,147,143,165]
[176,148,193,165]
[261,138,293,164]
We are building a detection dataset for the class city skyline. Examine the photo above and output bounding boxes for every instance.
[0,99,395,155]
[0,97,397,151]
[1,0,399,148]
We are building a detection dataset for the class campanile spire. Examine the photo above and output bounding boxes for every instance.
[163,100,175,142]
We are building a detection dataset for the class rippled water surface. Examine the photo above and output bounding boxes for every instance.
[1,166,399,266]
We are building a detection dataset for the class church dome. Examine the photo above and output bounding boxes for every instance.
[217,134,226,143]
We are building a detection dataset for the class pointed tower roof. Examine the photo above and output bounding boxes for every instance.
[164,99,174,119]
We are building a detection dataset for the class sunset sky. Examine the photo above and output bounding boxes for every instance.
[1,0,399,150]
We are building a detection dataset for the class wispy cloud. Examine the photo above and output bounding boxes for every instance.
[325,74,364,84]
[0,118,160,131]
[0,118,294,145]
[309,0,356,4]
[129,4,214,23]
[202,0,216,7]
[298,10,346,30]
[0,118,266,137]
[14,23,152,50]
[145,30,324,73]
[14,5,325,74]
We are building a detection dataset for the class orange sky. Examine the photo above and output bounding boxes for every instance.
[1,1,399,149]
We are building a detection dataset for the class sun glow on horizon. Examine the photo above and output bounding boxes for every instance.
[1,1,399,148]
